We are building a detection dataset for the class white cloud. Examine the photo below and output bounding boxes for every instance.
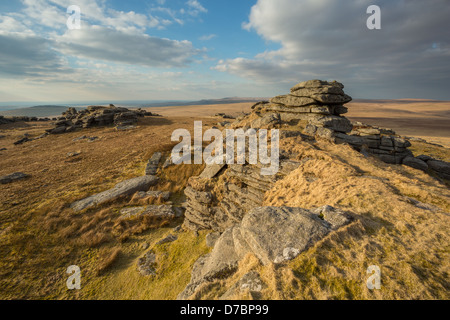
[216,0,450,98]
[0,15,36,36]
[22,0,173,32]
[56,26,201,68]
[199,34,217,41]
[0,33,68,77]
[186,0,207,16]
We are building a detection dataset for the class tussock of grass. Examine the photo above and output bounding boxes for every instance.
[96,247,122,275]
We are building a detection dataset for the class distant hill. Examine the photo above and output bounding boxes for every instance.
[0,105,74,118]
[0,98,267,118]
[130,97,267,108]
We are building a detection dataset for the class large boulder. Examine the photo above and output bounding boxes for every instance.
[178,205,351,300]
[428,160,450,180]
[402,156,428,172]
[240,206,350,265]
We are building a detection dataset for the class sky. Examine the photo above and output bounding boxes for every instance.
[0,0,449,104]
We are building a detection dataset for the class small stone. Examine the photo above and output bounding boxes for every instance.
[13,137,31,145]
[137,251,157,276]
[156,234,178,245]
[173,225,182,232]
[0,172,30,184]
[73,135,87,142]
[67,152,81,157]
[115,125,137,131]
[162,157,173,169]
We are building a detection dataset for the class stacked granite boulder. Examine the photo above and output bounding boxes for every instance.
[245,80,417,165]
[251,80,353,133]
[334,122,413,164]
[46,105,160,134]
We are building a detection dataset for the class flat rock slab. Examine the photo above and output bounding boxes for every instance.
[120,204,176,219]
[270,95,316,107]
[71,175,159,212]
[134,190,171,201]
[290,80,344,91]
[0,172,30,184]
[199,164,226,179]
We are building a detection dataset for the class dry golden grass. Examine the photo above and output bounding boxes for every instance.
[347,99,450,148]
[257,137,450,300]
[96,247,122,275]
[0,115,214,299]
[0,102,449,300]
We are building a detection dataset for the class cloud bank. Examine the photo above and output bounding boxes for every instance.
[215,0,450,98]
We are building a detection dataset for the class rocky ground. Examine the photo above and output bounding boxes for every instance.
[0,85,449,300]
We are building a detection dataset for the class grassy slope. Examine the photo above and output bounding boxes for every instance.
[0,117,209,299]
[0,116,449,300]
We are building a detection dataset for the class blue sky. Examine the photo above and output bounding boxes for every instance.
[0,0,449,103]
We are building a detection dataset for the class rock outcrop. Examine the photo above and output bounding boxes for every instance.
[231,80,420,166]
[334,123,413,164]
[250,80,353,133]
[0,115,48,125]
[178,205,351,300]
[183,160,302,232]
[46,105,161,134]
